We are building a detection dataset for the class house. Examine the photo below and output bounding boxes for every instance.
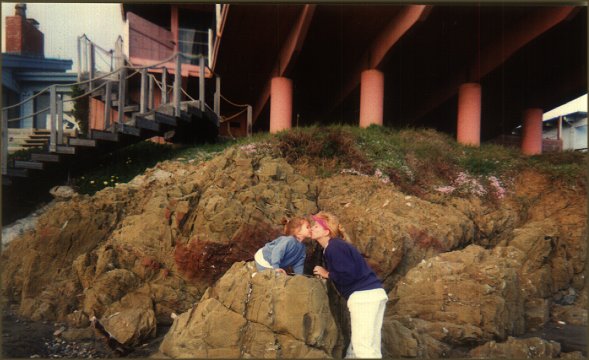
[2,3,77,130]
[81,4,220,137]
[497,110,587,153]
[540,111,587,151]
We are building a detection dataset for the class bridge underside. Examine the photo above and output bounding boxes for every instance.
[215,5,586,140]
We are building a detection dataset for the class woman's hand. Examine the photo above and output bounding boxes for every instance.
[275,268,287,275]
[313,266,329,279]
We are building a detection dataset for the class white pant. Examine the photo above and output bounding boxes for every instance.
[345,288,388,359]
[254,248,272,270]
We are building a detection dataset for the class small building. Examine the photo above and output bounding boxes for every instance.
[507,110,587,152]
[541,111,587,151]
[2,3,77,129]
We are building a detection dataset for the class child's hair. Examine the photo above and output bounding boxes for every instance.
[283,216,309,236]
[312,211,350,242]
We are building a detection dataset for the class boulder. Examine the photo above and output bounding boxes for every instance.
[512,170,586,292]
[49,186,78,199]
[382,317,451,358]
[468,336,561,358]
[493,220,580,331]
[101,308,157,346]
[187,151,318,245]
[65,310,90,328]
[317,175,478,287]
[82,269,140,318]
[390,245,525,344]
[159,261,339,358]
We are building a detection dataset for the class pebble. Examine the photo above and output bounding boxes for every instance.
[42,337,104,358]
[53,327,66,336]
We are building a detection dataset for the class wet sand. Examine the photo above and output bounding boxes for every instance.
[523,322,587,355]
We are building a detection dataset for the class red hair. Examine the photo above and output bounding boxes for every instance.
[283,216,309,236]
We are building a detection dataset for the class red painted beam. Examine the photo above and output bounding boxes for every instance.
[471,6,576,82]
[410,6,577,123]
[253,4,316,123]
[328,5,430,114]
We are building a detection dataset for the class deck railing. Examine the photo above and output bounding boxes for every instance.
[2,36,252,176]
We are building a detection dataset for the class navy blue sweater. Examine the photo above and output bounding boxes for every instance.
[323,237,382,299]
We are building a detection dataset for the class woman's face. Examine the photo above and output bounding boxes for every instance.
[310,221,329,240]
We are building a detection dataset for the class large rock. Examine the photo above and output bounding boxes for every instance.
[49,185,78,200]
[159,261,339,358]
[390,245,525,345]
[82,269,140,317]
[493,220,578,331]
[468,336,561,358]
[185,150,318,245]
[511,170,587,293]
[317,175,479,287]
[101,308,157,346]
[161,297,246,358]
[382,317,451,358]
[1,188,130,321]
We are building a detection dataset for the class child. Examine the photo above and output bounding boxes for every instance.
[254,217,311,275]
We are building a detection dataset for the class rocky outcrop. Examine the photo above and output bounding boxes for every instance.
[101,307,157,346]
[389,245,525,346]
[382,317,451,358]
[511,170,586,293]
[1,147,317,324]
[158,261,339,358]
[317,176,483,288]
[1,141,586,357]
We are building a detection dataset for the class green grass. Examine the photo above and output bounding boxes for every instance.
[70,125,587,196]
[8,148,37,161]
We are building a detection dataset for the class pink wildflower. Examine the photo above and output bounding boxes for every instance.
[435,186,456,194]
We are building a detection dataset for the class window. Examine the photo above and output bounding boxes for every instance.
[178,10,214,66]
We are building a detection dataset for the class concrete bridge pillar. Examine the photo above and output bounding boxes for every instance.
[270,77,293,133]
[456,83,481,147]
[359,69,384,128]
[522,108,543,155]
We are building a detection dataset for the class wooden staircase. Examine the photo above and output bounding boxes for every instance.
[2,52,230,185]
[3,101,218,183]
[8,129,58,153]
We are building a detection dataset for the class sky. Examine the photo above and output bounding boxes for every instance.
[1,2,124,73]
[1,2,586,120]
[542,94,587,120]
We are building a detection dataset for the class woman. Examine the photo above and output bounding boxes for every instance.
[254,216,311,275]
[311,211,388,358]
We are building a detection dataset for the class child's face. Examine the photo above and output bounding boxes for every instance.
[296,221,312,239]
